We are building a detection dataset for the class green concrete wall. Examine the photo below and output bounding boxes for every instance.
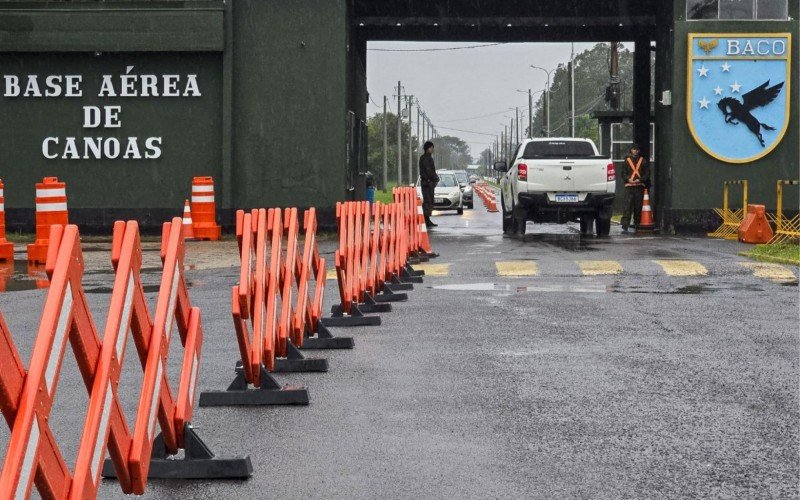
[668,1,799,230]
[231,0,348,212]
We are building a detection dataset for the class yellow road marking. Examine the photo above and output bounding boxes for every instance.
[577,260,622,276]
[326,269,338,280]
[496,260,539,276]
[739,262,797,283]
[413,263,451,276]
[654,260,708,276]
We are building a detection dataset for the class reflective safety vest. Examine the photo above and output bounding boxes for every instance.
[625,157,644,187]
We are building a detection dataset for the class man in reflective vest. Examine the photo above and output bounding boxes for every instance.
[621,144,650,233]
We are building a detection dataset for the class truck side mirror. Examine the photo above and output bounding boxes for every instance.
[493,161,508,172]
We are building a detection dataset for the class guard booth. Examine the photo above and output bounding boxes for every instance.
[593,111,656,215]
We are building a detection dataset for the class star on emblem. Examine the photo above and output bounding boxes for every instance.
[721,62,731,72]
[730,81,742,93]
[713,86,724,96]
[698,97,710,109]
[697,65,709,77]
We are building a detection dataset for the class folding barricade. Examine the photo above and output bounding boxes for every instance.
[0,219,250,500]
[198,208,314,406]
[393,187,426,278]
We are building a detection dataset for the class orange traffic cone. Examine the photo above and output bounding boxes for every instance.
[415,196,433,254]
[181,199,195,240]
[637,189,655,234]
[190,176,222,240]
[27,177,68,264]
[0,179,14,262]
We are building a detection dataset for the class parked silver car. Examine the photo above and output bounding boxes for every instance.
[415,171,464,215]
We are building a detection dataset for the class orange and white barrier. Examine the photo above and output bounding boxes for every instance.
[199,207,326,407]
[190,176,221,241]
[0,219,250,499]
[27,177,68,264]
[0,179,13,262]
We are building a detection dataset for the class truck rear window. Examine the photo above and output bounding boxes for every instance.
[522,141,598,158]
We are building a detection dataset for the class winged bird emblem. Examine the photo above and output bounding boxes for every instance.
[717,80,784,147]
[698,38,718,54]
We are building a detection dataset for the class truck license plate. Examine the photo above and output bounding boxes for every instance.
[555,194,579,203]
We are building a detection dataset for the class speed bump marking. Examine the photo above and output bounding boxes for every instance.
[653,260,708,276]
[412,263,451,276]
[577,260,622,276]
[739,262,797,283]
[495,261,539,276]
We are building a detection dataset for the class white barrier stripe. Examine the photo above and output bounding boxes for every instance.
[164,267,180,342]
[148,362,163,440]
[116,271,134,360]
[191,195,215,203]
[418,223,427,233]
[15,416,39,500]
[45,286,73,397]
[36,188,66,198]
[192,185,214,193]
[0,188,4,196]
[189,353,199,406]
[36,202,68,212]
[91,383,114,481]
[0,203,4,212]
[182,217,192,224]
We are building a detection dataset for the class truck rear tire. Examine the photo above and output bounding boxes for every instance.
[513,206,527,236]
[502,195,513,234]
[595,216,611,236]
[579,216,593,235]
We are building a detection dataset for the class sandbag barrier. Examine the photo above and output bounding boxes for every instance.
[0,219,250,500]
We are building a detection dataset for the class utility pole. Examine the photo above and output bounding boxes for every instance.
[515,107,520,144]
[528,90,533,138]
[395,80,403,186]
[509,118,514,157]
[407,95,413,185]
[382,95,388,191]
[416,104,421,180]
[607,42,621,110]
[569,42,576,137]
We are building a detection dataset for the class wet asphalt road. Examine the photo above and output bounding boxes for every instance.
[0,196,797,499]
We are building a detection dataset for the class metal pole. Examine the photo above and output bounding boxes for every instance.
[416,104,421,180]
[516,107,520,143]
[528,90,533,139]
[407,96,413,185]
[396,80,402,186]
[382,95,388,191]
[570,42,576,138]
[546,75,551,137]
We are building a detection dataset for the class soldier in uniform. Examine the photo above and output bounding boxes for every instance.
[419,141,439,227]
[621,144,650,233]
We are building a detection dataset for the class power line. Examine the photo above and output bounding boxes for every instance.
[435,125,499,137]
[368,43,503,52]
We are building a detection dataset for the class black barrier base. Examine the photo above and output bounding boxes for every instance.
[403,264,425,277]
[332,293,392,314]
[198,365,309,406]
[302,322,355,349]
[273,342,328,372]
[320,304,382,327]
[388,276,414,290]
[374,285,408,303]
[102,423,252,480]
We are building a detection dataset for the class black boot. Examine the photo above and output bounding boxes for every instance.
[425,217,437,227]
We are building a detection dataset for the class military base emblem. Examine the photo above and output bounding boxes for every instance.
[687,33,791,163]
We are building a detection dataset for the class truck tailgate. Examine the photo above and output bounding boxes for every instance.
[522,159,607,193]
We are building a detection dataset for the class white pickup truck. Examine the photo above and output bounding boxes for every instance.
[494,138,615,236]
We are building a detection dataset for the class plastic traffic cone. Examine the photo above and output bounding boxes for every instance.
[0,179,14,262]
[27,177,68,264]
[190,176,222,240]
[637,189,655,233]
[182,199,196,240]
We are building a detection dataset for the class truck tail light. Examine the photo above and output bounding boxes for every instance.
[606,162,615,182]
[518,163,528,182]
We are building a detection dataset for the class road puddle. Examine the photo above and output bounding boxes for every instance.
[610,282,765,294]
[431,282,606,293]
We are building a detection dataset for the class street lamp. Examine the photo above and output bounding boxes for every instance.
[530,65,556,137]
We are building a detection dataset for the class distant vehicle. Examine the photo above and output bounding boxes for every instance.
[453,170,474,209]
[494,138,615,236]
[416,170,464,215]
[468,174,480,184]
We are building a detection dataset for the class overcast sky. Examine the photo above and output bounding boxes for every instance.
[367,41,597,159]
